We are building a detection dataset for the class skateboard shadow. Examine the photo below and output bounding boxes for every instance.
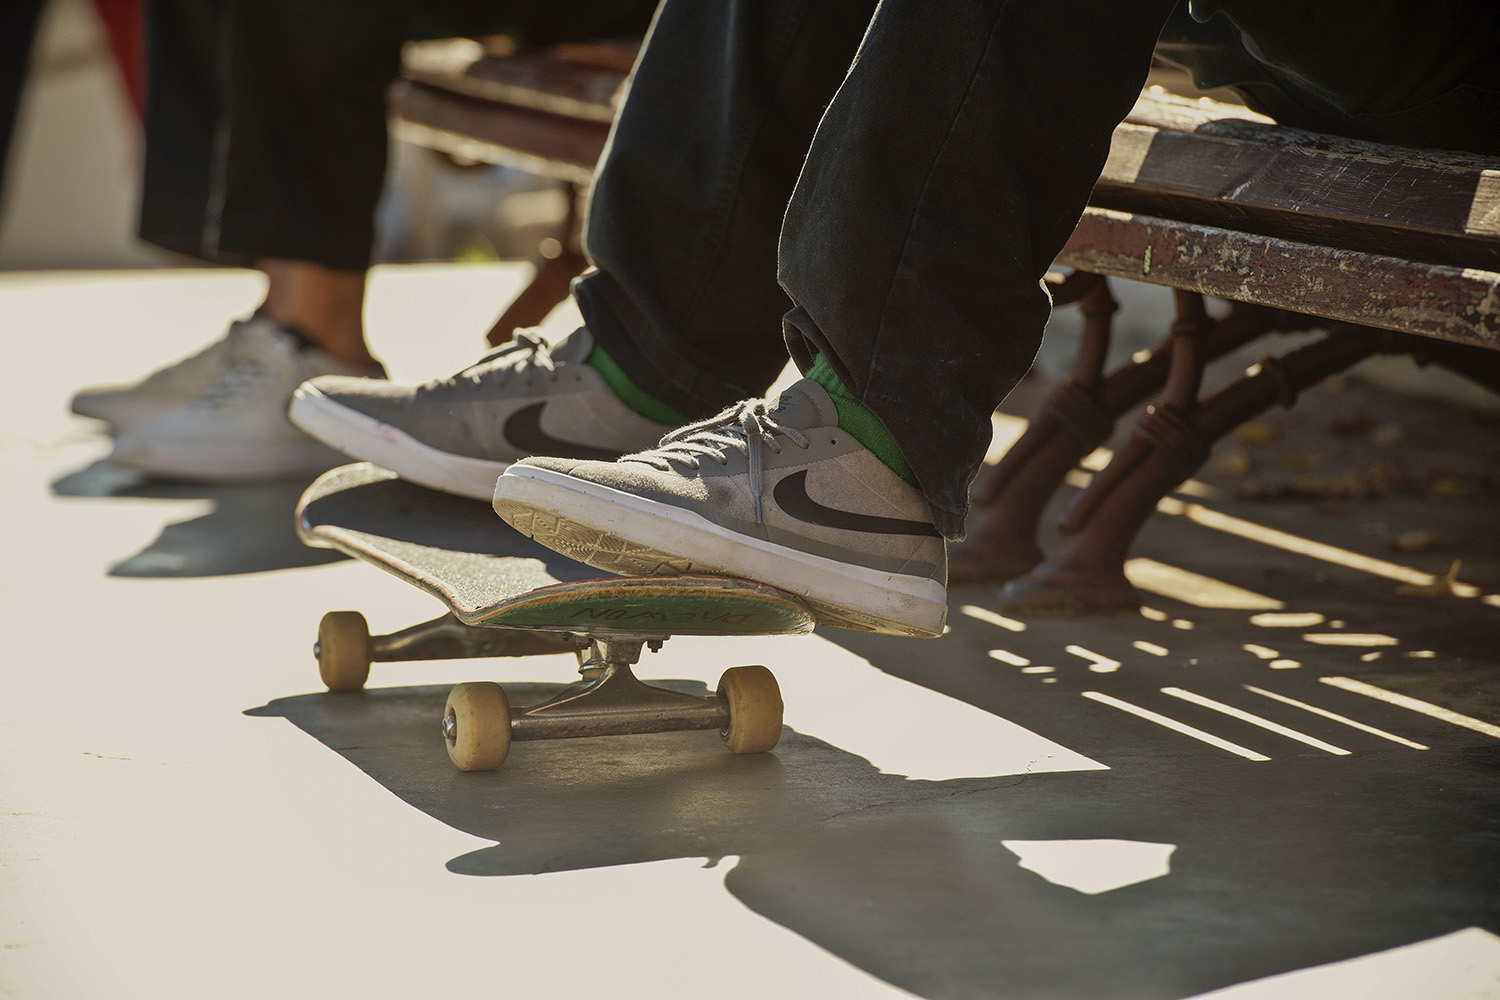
[246,670,1500,999]
[51,459,344,577]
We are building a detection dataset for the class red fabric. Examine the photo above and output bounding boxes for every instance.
[91,0,144,119]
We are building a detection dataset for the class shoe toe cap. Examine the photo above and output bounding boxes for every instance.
[508,455,594,477]
[298,374,413,420]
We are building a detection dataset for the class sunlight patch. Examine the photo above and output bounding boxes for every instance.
[1001,839,1175,894]
[1125,558,1283,610]
[1184,927,1500,999]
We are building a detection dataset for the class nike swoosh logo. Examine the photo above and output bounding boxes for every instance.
[773,470,940,537]
[503,402,624,461]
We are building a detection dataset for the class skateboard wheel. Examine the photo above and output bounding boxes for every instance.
[717,665,783,754]
[317,611,371,692]
[443,682,512,771]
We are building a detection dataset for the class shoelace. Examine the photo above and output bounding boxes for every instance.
[630,398,809,523]
[192,324,293,408]
[194,359,269,409]
[432,329,562,390]
[144,322,244,392]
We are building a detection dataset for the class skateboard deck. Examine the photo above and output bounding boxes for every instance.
[297,464,805,771]
[296,463,815,638]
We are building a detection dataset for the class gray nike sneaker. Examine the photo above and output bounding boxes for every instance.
[289,327,675,501]
[492,378,948,638]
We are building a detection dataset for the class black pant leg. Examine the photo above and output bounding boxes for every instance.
[780,0,1179,537]
[1163,1,1500,154]
[143,0,658,270]
[0,0,47,215]
[574,0,879,417]
[138,0,226,260]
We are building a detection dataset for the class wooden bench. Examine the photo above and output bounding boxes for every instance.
[959,90,1500,614]
[390,38,634,343]
[390,42,1500,615]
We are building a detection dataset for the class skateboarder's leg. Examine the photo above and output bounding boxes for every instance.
[140,0,656,282]
[293,0,880,497]
[572,0,878,419]
[90,0,657,479]
[134,0,655,363]
[492,0,1180,634]
[775,0,1178,539]
[85,0,391,477]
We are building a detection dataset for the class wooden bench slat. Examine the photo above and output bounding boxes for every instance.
[389,79,609,184]
[1100,93,1500,270]
[388,50,1500,351]
[403,52,626,125]
[1469,171,1500,237]
[1122,88,1273,133]
[1059,207,1500,350]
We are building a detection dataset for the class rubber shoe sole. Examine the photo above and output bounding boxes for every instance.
[110,434,344,482]
[71,392,174,429]
[289,383,508,501]
[493,465,948,638]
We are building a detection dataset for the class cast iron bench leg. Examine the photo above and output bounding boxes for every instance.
[953,286,1293,586]
[998,322,1387,616]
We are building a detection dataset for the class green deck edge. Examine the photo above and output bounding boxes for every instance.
[469,577,817,637]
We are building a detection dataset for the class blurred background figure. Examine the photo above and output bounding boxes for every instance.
[1,0,141,222]
[52,0,654,482]
[0,2,50,200]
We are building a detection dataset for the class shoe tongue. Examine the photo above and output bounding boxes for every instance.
[463,325,593,379]
[235,315,300,352]
[231,315,279,342]
[544,326,594,365]
[768,378,838,427]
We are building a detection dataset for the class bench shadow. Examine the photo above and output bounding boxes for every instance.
[52,459,343,577]
[247,663,1500,999]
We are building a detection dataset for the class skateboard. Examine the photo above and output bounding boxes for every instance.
[296,463,815,771]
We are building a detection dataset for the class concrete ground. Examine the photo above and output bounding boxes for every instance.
[1,265,1497,999]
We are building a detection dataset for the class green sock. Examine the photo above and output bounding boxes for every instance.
[805,355,916,485]
[586,344,687,425]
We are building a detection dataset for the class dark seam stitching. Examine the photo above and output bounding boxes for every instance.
[680,1,816,326]
[862,4,1008,397]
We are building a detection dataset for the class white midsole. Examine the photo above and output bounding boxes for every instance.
[495,465,948,635]
[289,385,508,501]
[110,435,340,480]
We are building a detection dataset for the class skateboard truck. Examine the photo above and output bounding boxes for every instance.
[297,467,809,772]
[314,609,785,772]
[439,633,783,771]
[465,635,725,745]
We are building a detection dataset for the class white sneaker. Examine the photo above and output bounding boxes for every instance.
[71,318,259,428]
[289,327,675,500]
[111,319,385,482]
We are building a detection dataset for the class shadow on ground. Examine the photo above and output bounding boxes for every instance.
[52,459,343,577]
[243,373,1500,996]
[248,656,1500,999]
